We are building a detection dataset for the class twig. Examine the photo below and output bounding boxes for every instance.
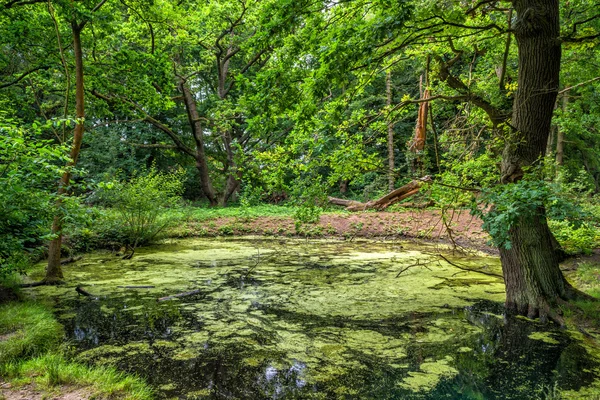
[438,254,503,278]
[396,259,435,277]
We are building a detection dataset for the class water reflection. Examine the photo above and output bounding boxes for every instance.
[41,238,599,399]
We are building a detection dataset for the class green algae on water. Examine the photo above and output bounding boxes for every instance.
[24,237,600,399]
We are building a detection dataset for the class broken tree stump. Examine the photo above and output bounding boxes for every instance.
[328,176,432,211]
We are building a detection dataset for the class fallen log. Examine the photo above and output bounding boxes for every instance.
[117,285,155,289]
[75,285,95,297]
[157,289,202,302]
[61,256,82,265]
[328,176,432,211]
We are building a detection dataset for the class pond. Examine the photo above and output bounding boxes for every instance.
[27,238,600,399]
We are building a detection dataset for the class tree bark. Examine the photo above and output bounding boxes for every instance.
[386,71,395,191]
[179,80,218,206]
[219,130,240,206]
[555,94,568,166]
[45,23,86,283]
[498,0,583,319]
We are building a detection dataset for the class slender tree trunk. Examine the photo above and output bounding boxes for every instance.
[498,0,582,319]
[218,130,240,206]
[386,71,395,191]
[555,95,568,166]
[339,179,349,194]
[179,80,218,206]
[46,24,86,282]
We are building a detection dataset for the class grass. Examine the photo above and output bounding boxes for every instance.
[0,302,63,363]
[179,203,298,221]
[0,301,153,399]
[1,354,153,399]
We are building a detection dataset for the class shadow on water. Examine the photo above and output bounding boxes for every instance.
[61,297,599,399]
[41,239,599,399]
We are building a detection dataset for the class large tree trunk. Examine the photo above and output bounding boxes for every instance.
[45,23,86,283]
[218,130,240,206]
[498,0,584,319]
[179,80,218,206]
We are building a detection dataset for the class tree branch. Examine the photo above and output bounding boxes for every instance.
[0,65,50,89]
[90,89,196,158]
[559,76,600,94]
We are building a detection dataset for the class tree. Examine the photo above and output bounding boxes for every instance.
[91,0,311,206]
[283,0,598,319]
[495,0,582,319]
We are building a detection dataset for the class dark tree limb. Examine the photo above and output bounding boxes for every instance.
[75,285,95,297]
[60,256,82,265]
[117,285,155,289]
[158,289,203,302]
[0,65,50,89]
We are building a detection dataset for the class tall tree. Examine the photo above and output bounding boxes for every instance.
[39,0,108,282]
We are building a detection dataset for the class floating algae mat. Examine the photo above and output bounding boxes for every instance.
[27,238,600,399]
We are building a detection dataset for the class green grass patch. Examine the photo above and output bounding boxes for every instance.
[0,302,153,399]
[181,204,297,221]
[1,353,153,399]
[0,302,63,363]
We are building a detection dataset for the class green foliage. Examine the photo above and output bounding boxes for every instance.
[473,176,590,249]
[96,168,185,247]
[548,220,599,255]
[0,117,70,277]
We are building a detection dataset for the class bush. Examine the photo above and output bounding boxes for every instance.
[548,220,599,255]
[95,168,185,248]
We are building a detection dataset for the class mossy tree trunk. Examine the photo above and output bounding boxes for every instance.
[498,0,586,319]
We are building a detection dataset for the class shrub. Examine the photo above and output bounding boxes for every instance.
[0,117,70,277]
[96,168,185,248]
[548,220,599,255]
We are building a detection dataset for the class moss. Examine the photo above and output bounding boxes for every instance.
[528,332,560,345]
[399,357,458,392]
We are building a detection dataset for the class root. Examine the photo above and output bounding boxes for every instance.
[20,279,66,288]
[565,285,597,302]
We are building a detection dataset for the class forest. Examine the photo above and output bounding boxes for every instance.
[1,0,600,399]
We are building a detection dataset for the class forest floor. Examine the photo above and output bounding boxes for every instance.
[176,208,493,253]
[0,384,92,400]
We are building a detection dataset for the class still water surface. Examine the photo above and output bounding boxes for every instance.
[30,238,600,399]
